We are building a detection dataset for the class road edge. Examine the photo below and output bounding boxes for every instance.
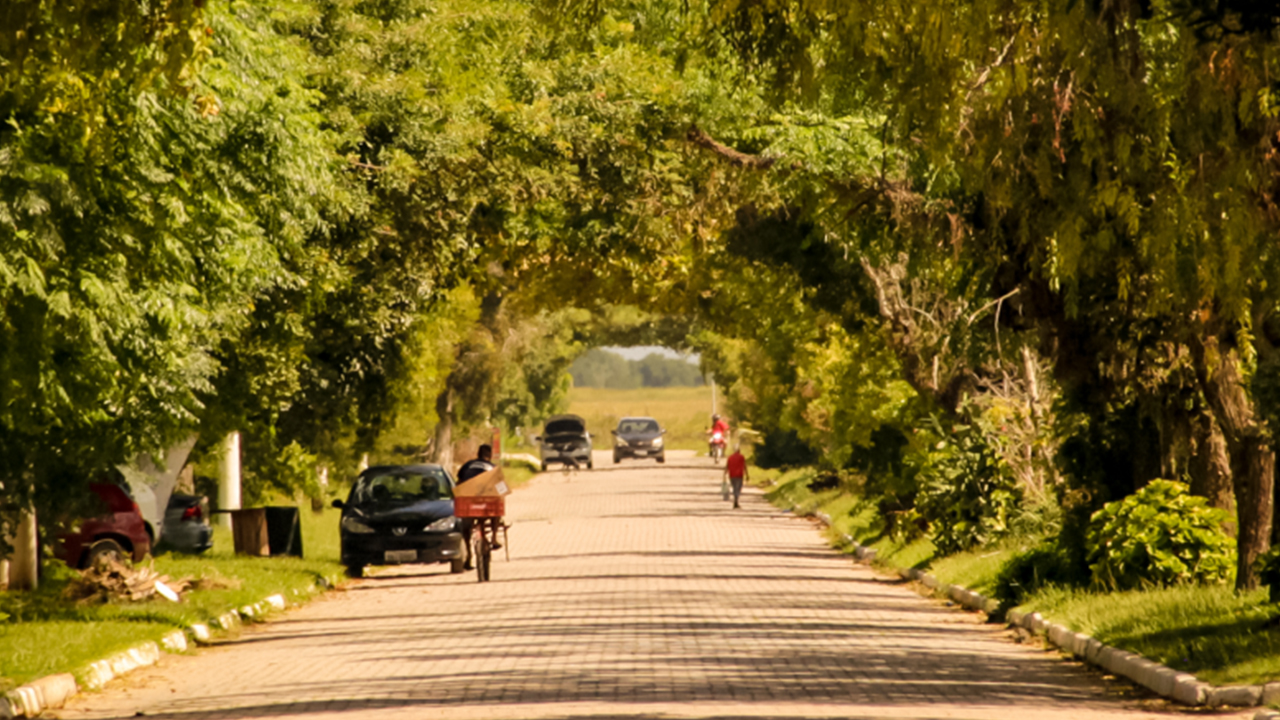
[803,506,1278,712]
[1,592,294,719]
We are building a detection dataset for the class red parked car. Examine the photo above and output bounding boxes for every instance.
[57,482,152,568]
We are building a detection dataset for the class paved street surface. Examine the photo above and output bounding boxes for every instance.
[57,451,1249,720]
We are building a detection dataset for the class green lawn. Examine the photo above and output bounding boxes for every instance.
[0,506,344,690]
[567,386,716,451]
[755,465,1280,687]
[1022,584,1280,686]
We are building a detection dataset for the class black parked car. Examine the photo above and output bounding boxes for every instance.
[536,414,593,470]
[612,416,666,464]
[333,464,466,578]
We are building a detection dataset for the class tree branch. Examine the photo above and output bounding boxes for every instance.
[686,124,776,169]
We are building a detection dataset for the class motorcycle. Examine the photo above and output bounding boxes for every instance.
[709,430,726,464]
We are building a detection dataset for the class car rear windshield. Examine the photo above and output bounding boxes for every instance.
[354,468,453,504]
[619,419,659,433]
[545,419,585,435]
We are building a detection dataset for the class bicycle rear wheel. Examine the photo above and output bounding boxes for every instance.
[474,531,492,583]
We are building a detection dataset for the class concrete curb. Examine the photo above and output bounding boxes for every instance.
[796,505,1268,710]
[1,592,291,718]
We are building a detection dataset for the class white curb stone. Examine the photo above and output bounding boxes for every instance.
[81,658,115,691]
[1172,674,1209,706]
[1208,684,1264,708]
[107,642,160,677]
[161,629,188,653]
[266,594,286,610]
[213,610,240,630]
[2,687,38,719]
[1084,636,1105,664]
[188,623,212,644]
[1047,623,1069,648]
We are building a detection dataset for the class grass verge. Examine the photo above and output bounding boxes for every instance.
[754,465,1280,687]
[0,506,344,689]
[1021,584,1280,686]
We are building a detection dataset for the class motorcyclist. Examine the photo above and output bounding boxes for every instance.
[708,414,730,462]
[710,415,730,438]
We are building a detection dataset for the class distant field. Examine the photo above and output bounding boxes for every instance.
[567,386,716,451]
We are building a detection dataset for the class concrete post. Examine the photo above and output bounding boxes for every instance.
[217,431,242,529]
[9,509,38,591]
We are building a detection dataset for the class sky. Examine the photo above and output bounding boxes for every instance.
[599,345,700,364]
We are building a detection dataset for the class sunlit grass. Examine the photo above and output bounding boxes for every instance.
[567,386,716,451]
[929,542,1025,596]
[1023,584,1280,686]
[0,505,343,688]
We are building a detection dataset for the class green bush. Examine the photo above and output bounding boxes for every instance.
[994,540,1077,606]
[914,417,1021,556]
[1085,479,1234,590]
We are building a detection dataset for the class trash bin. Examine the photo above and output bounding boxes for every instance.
[229,508,269,556]
[264,506,303,558]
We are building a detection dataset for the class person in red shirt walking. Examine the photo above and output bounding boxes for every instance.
[723,445,749,509]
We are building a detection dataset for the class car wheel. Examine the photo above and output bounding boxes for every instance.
[540,461,548,472]
[345,564,364,579]
[587,459,593,470]
[84,539,126,569]
[450,558,465,574]
[657,454,665,464]
[613,453,620,464]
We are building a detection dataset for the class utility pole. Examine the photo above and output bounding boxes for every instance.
[710,373,717,417]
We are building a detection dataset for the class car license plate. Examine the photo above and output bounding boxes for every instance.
[384,549,417,563]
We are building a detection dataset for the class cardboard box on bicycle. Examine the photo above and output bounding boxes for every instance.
[454,467,510,497]
[454,467,509,518]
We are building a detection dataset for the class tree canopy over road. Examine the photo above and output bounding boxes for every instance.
[5,0,1280,590]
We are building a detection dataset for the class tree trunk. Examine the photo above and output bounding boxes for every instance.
[8,508,38,591]
[1189,410,1236,518]
[431,387,455,470]
[1191,336,1274,590]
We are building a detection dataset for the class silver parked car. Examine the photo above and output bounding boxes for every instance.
[536,414,593,470]
[160,493,213,554]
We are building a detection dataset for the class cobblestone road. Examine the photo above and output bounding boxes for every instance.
[57,451,1247,720]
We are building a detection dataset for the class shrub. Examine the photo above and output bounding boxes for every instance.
[994,540,1077,606]
[1085,479,1234,590]
[755,428,819,469]
[914,417,1021,556]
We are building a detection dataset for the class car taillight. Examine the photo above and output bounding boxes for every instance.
[132,501,141,515]
[181,505,202,521]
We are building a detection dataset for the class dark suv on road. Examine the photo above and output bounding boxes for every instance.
[612,417,666,464]
[333,464,466,578]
